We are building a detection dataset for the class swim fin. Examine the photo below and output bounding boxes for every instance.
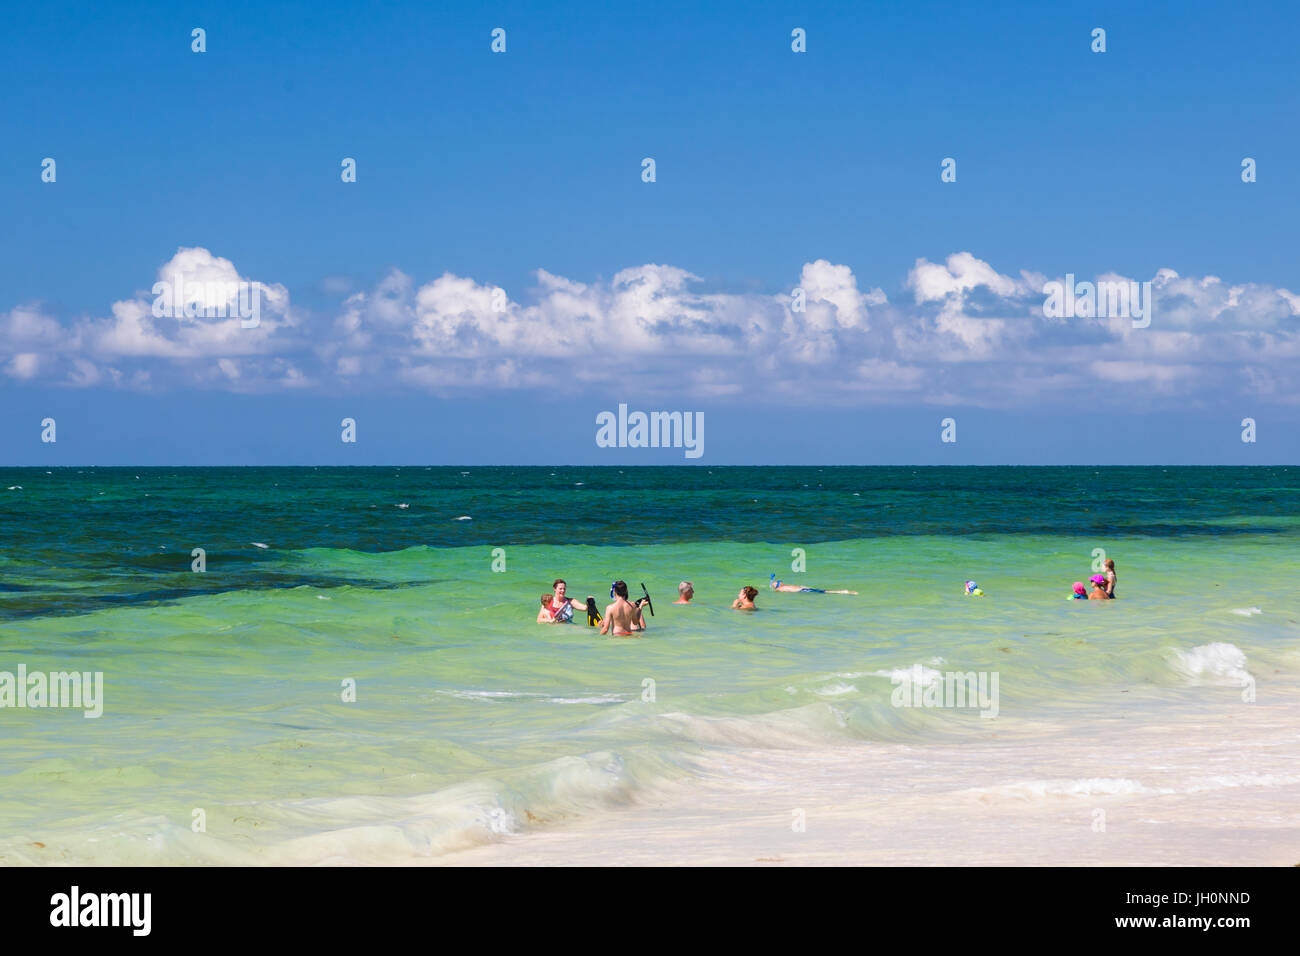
[586,597,602,626]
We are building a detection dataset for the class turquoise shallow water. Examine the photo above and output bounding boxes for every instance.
[1,467,1297,863]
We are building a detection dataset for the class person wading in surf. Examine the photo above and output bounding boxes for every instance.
[600,580,647,636]
[545,579,585,623]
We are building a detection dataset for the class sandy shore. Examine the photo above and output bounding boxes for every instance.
[433,689,1300,866]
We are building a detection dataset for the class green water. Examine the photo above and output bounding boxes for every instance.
[1,467,1297,863]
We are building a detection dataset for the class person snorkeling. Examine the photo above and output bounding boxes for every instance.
[769,573,857,595]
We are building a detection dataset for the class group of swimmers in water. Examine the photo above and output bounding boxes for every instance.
[536,575,858,636]
[964,558,1118,602]
[1070,558,1118,600]
[536,579,649,636]
[537,559,1120,636]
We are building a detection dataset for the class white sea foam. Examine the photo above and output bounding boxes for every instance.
[977,771,1300,801]
[868,663,943,686]
[479,805,517,834]
[1230,607,1262,616]
[815,682,858,697]
[1169,642,1253,686]
[439,690,623,705]
[1184,772,1300,793]
[965,777,1165,799]
[454,516,472,521]
[544,695,625,705]
[838,661,946,683]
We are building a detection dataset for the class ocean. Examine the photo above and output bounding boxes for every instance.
[1,466,1298,864]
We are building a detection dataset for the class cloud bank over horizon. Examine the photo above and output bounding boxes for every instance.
[3,247,1297,410]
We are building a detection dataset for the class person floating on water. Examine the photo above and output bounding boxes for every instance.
[769,573,857,595]
[599,580,647,636]
[1088,575,1111,600]
[674,581,694,604]
[732,586,759,610]
[964,580,984,596]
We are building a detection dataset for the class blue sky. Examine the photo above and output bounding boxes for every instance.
[2,0,1298,464]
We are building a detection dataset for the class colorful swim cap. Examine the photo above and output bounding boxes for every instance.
[965,580,978,594]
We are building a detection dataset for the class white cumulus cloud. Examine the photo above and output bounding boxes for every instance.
[3,247,1297,409]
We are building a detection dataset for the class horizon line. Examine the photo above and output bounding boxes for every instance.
[0,463,1294,470]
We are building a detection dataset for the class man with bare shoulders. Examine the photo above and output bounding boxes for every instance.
[599,580,646,637]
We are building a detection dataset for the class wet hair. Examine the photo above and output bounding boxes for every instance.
[742,586,758,601]
[541,594,553,606]
[552,579,566,589]
[678,581,693,594]
[612,580,629,598]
